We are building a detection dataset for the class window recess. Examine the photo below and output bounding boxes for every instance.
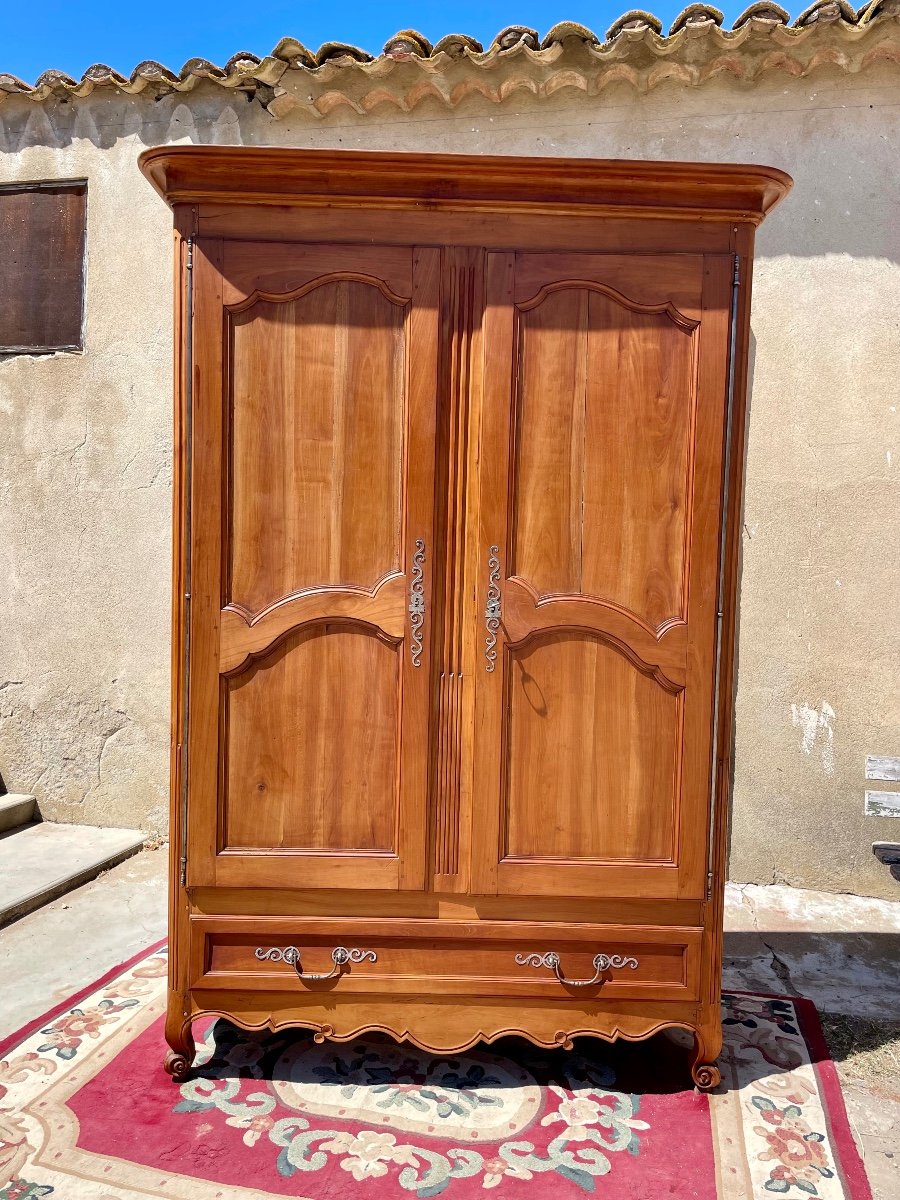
[0,180,87,354]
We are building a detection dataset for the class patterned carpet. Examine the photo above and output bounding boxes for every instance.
[0,942,871,1198]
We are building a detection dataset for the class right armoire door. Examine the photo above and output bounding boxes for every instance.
[470,250,733,901]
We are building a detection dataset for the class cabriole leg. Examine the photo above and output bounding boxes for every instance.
[164,1006,195,1083]
[691,1017,723,1091]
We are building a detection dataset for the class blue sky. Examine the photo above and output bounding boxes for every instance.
[1,2,757,84]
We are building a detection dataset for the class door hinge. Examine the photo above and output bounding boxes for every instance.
[186,235,194,272]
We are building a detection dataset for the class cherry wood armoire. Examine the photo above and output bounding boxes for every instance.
[141,147,790,1088]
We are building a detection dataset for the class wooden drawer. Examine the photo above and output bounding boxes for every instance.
[190,917,702,1001]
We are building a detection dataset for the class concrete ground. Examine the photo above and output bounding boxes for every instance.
[0,850,897,1198]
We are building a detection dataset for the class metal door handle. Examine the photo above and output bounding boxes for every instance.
[409,538,426,667]
[484,545,501,671]
[514,950,639,987]
[255,946,378,982]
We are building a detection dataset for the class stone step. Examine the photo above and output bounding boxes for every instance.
[0,822,145,928]
[0,793,36,834]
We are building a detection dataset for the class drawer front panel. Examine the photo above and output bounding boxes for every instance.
[191,918,702,1001]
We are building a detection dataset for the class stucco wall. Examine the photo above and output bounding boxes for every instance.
[1,63,898,896]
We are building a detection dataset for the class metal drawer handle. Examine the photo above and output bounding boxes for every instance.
[255,945,377,982]
[515,950,639,987]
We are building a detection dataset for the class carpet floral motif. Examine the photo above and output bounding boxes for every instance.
[35,998,139,1061]
[174,1021,649,1194]
[0,944,870,1200]
[0,951,167,1200]
[719,997,841,1198]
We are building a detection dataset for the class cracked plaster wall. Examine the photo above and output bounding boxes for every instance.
[0,64,897,895]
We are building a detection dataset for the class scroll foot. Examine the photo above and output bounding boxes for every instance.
[690,1016,723,1091]
[691,1061,721,1090]
[164,1011,195,1083]
[164,1047,193,1082]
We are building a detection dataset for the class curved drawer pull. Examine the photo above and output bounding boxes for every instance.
[514,950,639,988]
[255,945,378,982]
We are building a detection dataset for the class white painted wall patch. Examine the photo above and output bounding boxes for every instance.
[866,756,900,782]
[791,701,836,776]
[865,791,900,817]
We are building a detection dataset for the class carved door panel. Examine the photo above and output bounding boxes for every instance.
[470,252,732,899]
[187,240,440,890]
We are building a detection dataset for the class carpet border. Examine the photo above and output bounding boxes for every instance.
[0,951,874,1200]
[728,987,873,1200]
[0,936,167,1060]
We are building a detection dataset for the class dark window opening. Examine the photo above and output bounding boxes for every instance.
[0,180,87,353]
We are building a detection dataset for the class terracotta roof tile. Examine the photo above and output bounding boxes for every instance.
[732,5,791,28]
[269,39,318,69]
[606,12,665,38]
[669,5,727,34]
[382,31,434,57]
[314,43,374,65]
[794,0,858,22]
[858,0,895,22]
[0,6,897,115]
[540,22,602,49]
[431,34,485,57]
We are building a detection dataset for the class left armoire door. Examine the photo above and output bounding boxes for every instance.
[183,240,441,891]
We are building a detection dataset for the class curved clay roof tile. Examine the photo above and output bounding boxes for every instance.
[270,38,317,68]
[382,30,433,57]
[669,5,726,33]
[314,42,374,65]
[431,34,484,57]
[605,11,665,39]
[178,58,228,80]
[82,64,129,85]
[540,22,602,49]
[0,73,33,92]
[130,60,182,83]
[855,0,898,21]
[732,3,791,25]
[492,26,541,51]
[32,68,79,89]
[222,51,263,73]
[794,0,857,22]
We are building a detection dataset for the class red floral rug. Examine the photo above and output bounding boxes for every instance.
[0,942,871,1199]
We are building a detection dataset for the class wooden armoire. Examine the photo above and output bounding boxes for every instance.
[141,147,790,1089]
